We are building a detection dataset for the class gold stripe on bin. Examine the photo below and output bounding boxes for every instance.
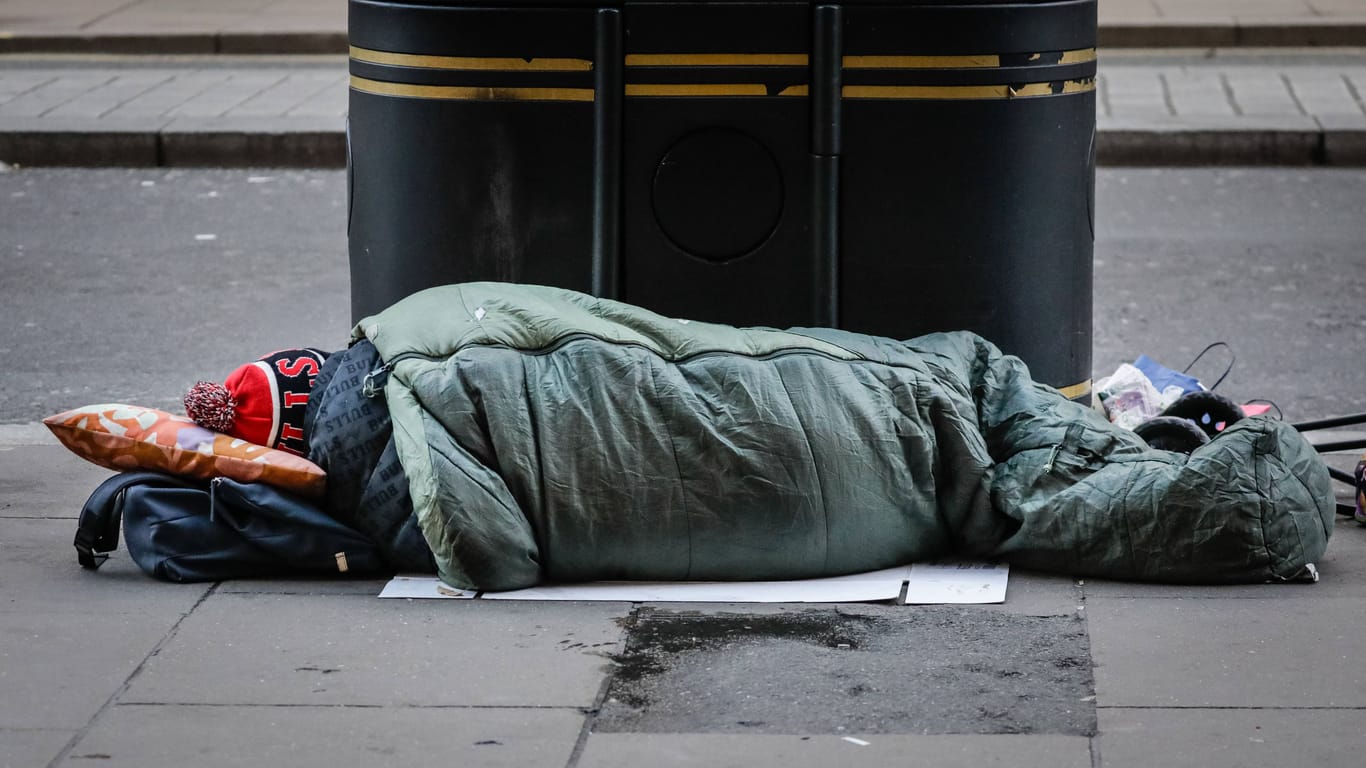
[846,48,1094,69]
[350,70,1093,101]
[625,83,807,97]
[843,78,1095,99]
[349,45,593,71]
[1059,48,1098,64]
[1056,380,1093,401]
[844,54,999,69]
[349,76,594,102]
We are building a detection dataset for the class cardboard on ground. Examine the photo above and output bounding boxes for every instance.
[904,561,1010,604]
[378,575,477,599]
[378,561,1008,604]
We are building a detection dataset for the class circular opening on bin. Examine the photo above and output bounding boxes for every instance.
[651,127,784,263]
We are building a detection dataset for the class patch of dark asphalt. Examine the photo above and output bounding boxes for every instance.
[597,606,1096,736]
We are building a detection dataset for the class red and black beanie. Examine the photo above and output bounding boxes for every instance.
[184,348,330,456]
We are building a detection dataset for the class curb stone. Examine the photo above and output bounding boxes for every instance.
[0,32,348,56]
[0,26,1363,55]
[1099,22,1366,49]
[2,125,1363,168]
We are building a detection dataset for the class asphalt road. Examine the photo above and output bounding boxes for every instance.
[0,166,1362,424]
[1091,167,1366,422]
[0,168,350,419]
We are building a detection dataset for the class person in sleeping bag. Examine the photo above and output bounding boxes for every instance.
[185,283,1335,593]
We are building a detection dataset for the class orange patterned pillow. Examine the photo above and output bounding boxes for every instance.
[44,403,326,498]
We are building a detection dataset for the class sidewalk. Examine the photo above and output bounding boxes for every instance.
[5,6,1365,768]
[1098,51,1366,164]
[1,51,1364,167]
[0,56,347,167]
[0,0,344,54]
[3,169,1365,766]
[2,1,1366,167]
[2,0,1366,52]
[1102,0,1366,47]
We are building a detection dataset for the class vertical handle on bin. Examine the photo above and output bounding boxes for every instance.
[811,4,842,327]
[591,7,624,300]
[811,4,842,157]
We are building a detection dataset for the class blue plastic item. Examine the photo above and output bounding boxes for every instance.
[1133,355,1203,395]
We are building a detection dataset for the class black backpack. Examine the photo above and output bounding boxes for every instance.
[75,471,387,583]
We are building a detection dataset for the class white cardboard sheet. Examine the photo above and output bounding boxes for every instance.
[377,575,477,599]
[903,561,1010,604]
[379,561,1008,604]
[480,565,912,603]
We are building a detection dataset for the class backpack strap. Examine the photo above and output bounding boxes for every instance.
[74,471,199,570]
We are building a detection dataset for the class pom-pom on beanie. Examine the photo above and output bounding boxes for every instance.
[185,348,330,456]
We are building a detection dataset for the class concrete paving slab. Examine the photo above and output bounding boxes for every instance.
[164,74,279,117]
[1096,707,1364,768]
[163,115,341,132]
[0,445,113,519]
[227,73,342,117]
[1225,71,1304,115]
[42,76,175,119]
[122,594,628,708]
[1162,71,1241,116]
[1100,114,1324,131]
[58,704,583,768]
[0,517,211,613]
[0,610,179,729]
[216,577,392,596]
[0,115,164,131]
[86,1,346,34]
[1314,0,1366,10]
[1082,573,1318,601]
[0,728,76,768]
[1172,0,1313,15]
[0,0,130,28]
[577,733,1093,768]
[0,73,112,117]
[1284,70,1366,115]
[1086,596,1366,707]
[986,571,1083,617]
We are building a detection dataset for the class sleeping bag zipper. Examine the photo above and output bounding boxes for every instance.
[359,331,874,400]
[362,364,389,398]
[362,352,431,398]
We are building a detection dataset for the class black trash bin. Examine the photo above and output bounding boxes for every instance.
[348,0,1097,399]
